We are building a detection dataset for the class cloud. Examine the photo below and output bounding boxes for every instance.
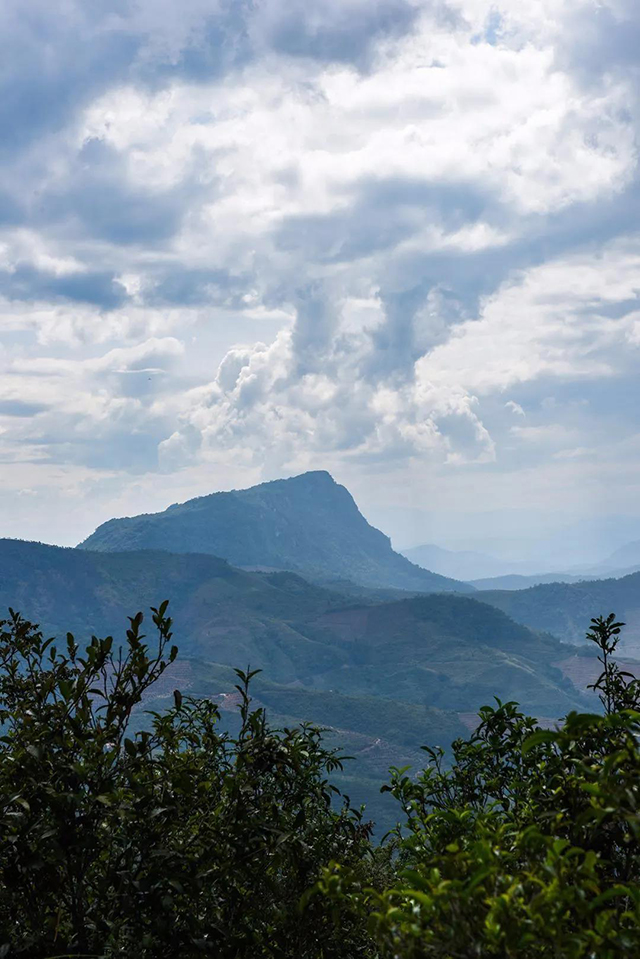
[1,0,640,546]
[253,0,421,66]
[0,338,184,480]
[160,237,640,480]
[558,0,640,86]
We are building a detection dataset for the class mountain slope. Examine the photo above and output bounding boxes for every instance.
[78,471,472,593]
[600,540,640,570]
[0,538,585,716]
[479,572,640,654]
[0,537,596,829]
[301,594,587,717]
[469,572,603,590]
[0,538,350,681]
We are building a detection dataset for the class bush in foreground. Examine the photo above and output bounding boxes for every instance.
[2,605,640,958]
[319,614,640,957]
[0,605,375,958]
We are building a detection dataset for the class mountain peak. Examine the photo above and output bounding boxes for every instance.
[277,469,335,484]
[164,471,339,514]
[247,470,339,495]
[79,472,472,594]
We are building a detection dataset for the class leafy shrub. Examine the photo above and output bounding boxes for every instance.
[0,605,374,958]
[319,614,640,958]
[4,602,640,958]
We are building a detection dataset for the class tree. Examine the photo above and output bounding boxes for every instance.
[0,605,374,958]
[6,600,640,958]
[320,614,640,958]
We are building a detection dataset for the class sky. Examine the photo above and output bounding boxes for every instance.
[0,0,639,561]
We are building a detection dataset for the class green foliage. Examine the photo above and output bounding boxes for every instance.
[0,605,373,958]
[587,613,639,713]
[320,613,640,958]
[4,597,639,958]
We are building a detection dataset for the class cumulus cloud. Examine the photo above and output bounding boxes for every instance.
[164,238,640,475]
[1,0,640,545]
[0,337,184,488]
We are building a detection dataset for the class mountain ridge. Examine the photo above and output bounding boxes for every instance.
[479,571,640,656]
[0,536,582,716]
[79,471,473,594]
[401,542,519,581]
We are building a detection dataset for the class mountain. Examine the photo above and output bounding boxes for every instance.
[0,539,343,674]
[300,594,588,717]
[0,538,586,715]
[0,537,595,831]
[79,471,472,594]
[400,543,514,581]
[599,540,640,570]
[400,542,572,582]
[403,542,640,591]
[479,571,640,655]
[469,572,603,590]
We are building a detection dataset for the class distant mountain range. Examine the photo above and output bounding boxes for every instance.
[79,471,472,594]
[403,541,640,591]
[479,571,640,655]
[6,469,638,830]
[470,572,607,590]
[400,543,513,581]
[599,540,640,570]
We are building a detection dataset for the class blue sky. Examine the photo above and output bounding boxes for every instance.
[0,0,639,560]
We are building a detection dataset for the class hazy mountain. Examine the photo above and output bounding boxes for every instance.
[405,543,640,591]
[400,543,513,581]
[479,571,640,655]
[599,541,640,570]
[79,471,472,594]
[470,572,603,590]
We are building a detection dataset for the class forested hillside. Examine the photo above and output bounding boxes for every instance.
[480,572,640,654]
[0,539,585,718]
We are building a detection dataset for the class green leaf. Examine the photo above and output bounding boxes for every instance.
[521,730,558,753]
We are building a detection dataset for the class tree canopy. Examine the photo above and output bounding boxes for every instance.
[320,614,640,957]
[2,606,640,957]
[0,605,373,957]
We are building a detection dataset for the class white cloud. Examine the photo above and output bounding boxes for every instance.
[156,237,640,486]
[420,239,640,395]
[0,230,85,277]
[1,0,640,547]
